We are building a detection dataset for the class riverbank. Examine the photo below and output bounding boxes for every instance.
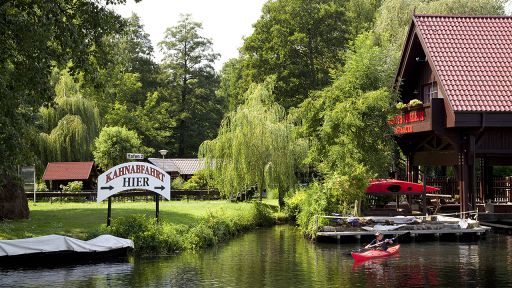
[0,200,286,254]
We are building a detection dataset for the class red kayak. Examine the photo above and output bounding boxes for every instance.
[351,244,400,262]
[366,179,439,194]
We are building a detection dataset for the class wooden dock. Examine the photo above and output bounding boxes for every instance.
[317,227,490,238]
[315,215,491,242]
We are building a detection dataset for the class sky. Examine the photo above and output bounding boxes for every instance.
[112,0,512,70]
[111,0,268,70]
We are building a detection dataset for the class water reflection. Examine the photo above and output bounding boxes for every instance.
[0,262,133,287]
[0,227,511,288]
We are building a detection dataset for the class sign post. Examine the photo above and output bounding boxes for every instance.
[107,197,112,226]
[97,162,171,226]
[155,194,160,223]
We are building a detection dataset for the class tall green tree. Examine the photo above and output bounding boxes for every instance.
[200,80,306,206]
[292,32,397,212]
[159,14,223,157]
[93,126,153,170]
[375,0,505,49]
[0,0,130,176]
[217,58,251,112]
[291,0,506,220]
[82,13,173,153]
[241,0,349,109]
[86,13,160,114]
[346,0,382,39]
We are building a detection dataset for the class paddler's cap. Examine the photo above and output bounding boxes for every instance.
[375,232,382,236]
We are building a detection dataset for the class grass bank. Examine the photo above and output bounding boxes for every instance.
[0,200,285,254]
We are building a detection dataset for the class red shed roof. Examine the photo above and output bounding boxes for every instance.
[413,15,512,112]
[42,162,94,181]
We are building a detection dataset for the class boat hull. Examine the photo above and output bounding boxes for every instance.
[0,247,130,268]
[351,244,400,262]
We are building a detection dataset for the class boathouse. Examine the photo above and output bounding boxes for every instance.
[392,15,512,215]
[42,162,98,190]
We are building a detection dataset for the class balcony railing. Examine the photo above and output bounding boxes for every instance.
[389,98,444,135]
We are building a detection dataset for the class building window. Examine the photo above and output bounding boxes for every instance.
[422,82,437,104]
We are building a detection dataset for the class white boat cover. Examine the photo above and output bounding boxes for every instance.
[362,224,407,231]
[367,216,418,224]
[0,234,133,257]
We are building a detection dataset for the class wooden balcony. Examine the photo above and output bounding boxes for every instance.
[389,98,445,135]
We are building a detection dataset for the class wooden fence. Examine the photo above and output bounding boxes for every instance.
[26,189,221,202]
[426,176,512,203]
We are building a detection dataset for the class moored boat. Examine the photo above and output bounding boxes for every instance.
[351,244,400,262]
[0,234,133,268]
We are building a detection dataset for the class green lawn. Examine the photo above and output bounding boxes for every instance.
[0,200,278,240]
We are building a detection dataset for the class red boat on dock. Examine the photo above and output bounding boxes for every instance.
[366,179,439,194]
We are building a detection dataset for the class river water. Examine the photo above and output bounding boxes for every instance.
[1,226,511,287]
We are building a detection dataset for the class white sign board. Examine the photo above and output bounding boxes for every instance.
[97,162,170,203]
[126,153,144,160]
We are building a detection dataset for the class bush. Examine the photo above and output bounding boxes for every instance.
[265,188,278,199]
[296,183,329,238]
[182,169,214,190]
[284,189,307,220]
[172,177,185,190]
[252,202,275,227]
[36,181,49,192]
[62,181,83,192]
[106,202,277,255]
[106,215,187,254]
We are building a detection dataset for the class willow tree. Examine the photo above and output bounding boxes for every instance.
[38,70,100,166]
[199,81,305,206]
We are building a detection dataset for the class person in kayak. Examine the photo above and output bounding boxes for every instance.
[365,232,393,251]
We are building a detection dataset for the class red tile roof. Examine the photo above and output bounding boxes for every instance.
[42,162,94,181]
[414,15,512,112]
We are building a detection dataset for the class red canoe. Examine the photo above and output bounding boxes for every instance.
[351,244,400,262]
[366,179,439,194]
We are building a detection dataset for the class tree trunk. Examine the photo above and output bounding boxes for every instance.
[0,175,29,220]
[278,187,285,208]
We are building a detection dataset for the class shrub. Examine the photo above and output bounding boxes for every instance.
[172,177,185,189]
[106,214,187,254]
[182,169,214,190]
[36,181,49,192]
[183,222,216,250]
[106,202,277,255]
[284,189,307,220]
[252,202,275,227]
[296,183,329,238]
[62,181,83,192]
